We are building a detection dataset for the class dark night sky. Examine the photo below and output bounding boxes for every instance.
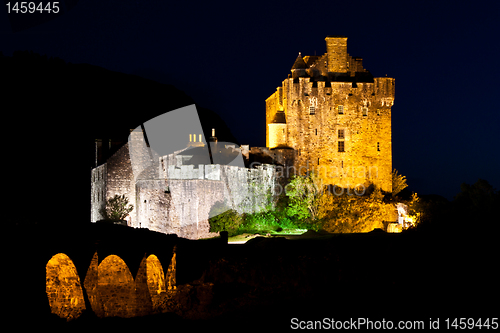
[1,0,499,200]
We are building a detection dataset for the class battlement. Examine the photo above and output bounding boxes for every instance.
[266,36,394,193]
[164,163,275,181]
[286,76,394,99]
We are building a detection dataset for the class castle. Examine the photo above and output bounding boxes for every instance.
[265,36,394,192]
[91,106,277,239]
[90,36,395,239]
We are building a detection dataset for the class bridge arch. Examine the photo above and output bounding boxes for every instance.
[97,254,135,318]
[146,254,166,311]
[45,253,86,321]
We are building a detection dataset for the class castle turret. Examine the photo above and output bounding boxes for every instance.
[268,110,287,149]
[325,36,348,73]
[291,52,308,79]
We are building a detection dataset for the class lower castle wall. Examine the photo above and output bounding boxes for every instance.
[135,165,276,240]
[91,142,277,239]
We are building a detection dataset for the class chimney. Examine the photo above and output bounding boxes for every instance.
[94,139,102,167]
[209,128,218,143]
[325,36,348,73]
[208,128,218,165]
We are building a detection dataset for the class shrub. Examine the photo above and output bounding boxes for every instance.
[208,209,243,236]
[321,187,387,233]
[239,210,277,234]
[99,194,133,221]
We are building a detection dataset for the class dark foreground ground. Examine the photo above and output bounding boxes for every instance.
[9,223,498,332]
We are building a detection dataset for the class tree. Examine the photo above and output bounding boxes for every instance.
[285,172,321,219]
[392,169,408,197]
[208,201,243,236]
[322,186,388,233]
[208,209,243,236]
[285,172,326,229]
[452,179,499,229]
[404,193,422,230]
[454,179,497,211]
[99,194,134,221]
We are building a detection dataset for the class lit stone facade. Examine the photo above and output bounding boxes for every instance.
[266,36,394,192]
[91,130,276,239]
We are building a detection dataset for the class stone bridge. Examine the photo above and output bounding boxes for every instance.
[12,223,222,322]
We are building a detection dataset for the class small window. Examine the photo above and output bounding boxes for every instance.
[338,105,344,114]
[362,107,368,116]
[377,109,380,116]
[283,128,285,133]
[315,129,318,135]
[377,142,380,151]
[338,129,344,139]
[317,158,320,165]
[338,141,345,152]
[309,106,315,115]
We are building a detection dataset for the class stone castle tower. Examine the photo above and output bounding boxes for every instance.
[266,36,394,192]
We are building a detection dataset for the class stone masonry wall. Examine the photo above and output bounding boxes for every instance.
[79,250,177,319]
[90,143,137,225]
[283,77,393,192]
[325,36,348,73]
[265,37,394,193]
[90,164,107,222]
[91,140,277,239]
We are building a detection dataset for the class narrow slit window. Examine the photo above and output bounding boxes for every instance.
[377,142,380,151]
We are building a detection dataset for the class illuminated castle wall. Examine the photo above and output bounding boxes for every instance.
[91,130,276,239]
[266,36,394,192]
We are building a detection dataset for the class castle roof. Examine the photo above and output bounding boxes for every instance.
[271,110,286,124]
[177,145,241,165]
[303,55,321,67]
[291,53,308,70]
